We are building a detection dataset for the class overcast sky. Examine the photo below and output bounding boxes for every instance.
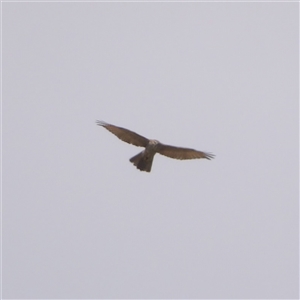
[3,2,299,299]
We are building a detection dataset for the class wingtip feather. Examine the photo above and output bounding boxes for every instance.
[96,120,108,127]
[205,152,215,160]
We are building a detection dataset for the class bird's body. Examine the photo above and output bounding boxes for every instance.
[96,121,214,172]
[130,140,160,172]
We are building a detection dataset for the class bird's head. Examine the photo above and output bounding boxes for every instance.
[149,139,160,146]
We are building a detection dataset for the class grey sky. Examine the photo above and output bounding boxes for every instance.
[3,2,299,299]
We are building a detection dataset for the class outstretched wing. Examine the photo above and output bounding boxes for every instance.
[96,120,149,147]
[157,143,215,160]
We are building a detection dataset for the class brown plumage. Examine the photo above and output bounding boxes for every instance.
[96,120,215,172]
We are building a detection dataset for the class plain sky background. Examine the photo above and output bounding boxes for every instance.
[2,2,299,299]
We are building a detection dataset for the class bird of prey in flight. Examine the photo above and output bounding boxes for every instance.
[96,120,215,172]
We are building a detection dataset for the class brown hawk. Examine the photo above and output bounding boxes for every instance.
[96,120,215,172]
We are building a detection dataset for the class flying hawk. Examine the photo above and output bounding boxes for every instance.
[96,120,214,172]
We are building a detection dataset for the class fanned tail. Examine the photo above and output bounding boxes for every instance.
[130,151,153,172]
